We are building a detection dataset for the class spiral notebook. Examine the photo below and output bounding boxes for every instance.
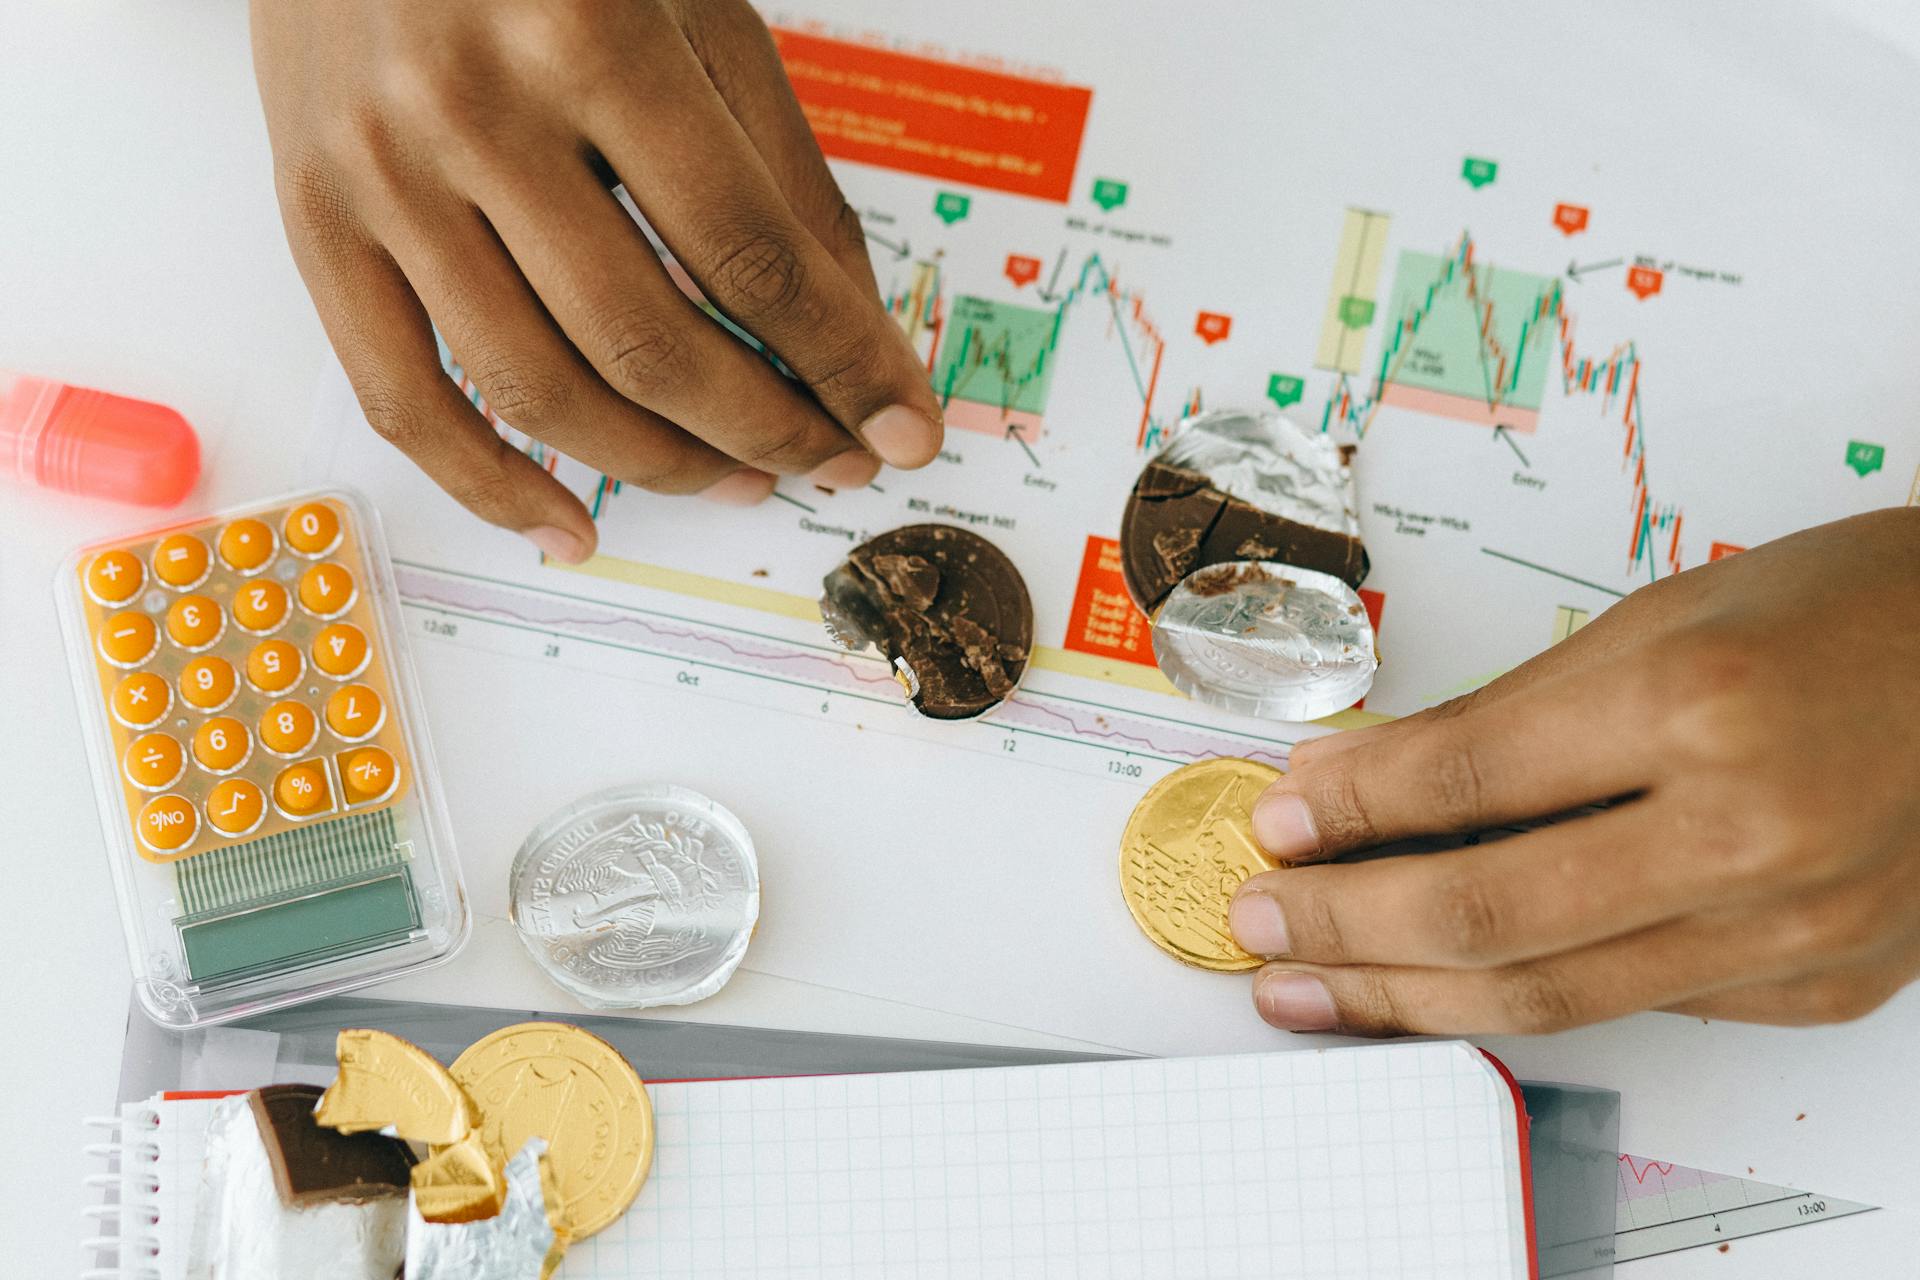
[84,1041,1536,1279]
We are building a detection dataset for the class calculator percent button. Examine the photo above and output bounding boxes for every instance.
[177,655,239,712]
[124,731,186,792]
[297,562,357,619]
[111,672,172,730]
[192,716,252,775]
[325,684,385,742]
[284,502,342,557]
[205,778,268,838]
[85,550,145,605]
[245,639,304,694]
[311,622,370,679]
[273,761,333,819]
[166,594,225,651]
[338,746,399,806]
[260,699,320,757]
[98,611,159,668]
[217,518,277,574]
[232,579,291,634]
[137,794,199,854]
[151,534,212,589]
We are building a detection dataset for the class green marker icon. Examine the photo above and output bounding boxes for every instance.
[933,191,972,225]
[1461,156,1499,189]
[1266,373,1305,409]
[1091,178,1129,212]
[1845,440,1886,477]
[1337,296,1375,329]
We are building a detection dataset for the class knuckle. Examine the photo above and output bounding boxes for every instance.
[705,227,808,316]
[1782,894,1890,965]
[1656,633,1772,764]
[378,51,484,142]
[275,148,356,233]
[1343,969,1410,1036]
[472,359,571,429]
[1490,965,1581,1035]
[1291,887,1351,964]
[828,197,868,254]
[1309,758,1379,849]
[1421,737,1490,831]
[733,417,821,471]
[439,461,520,521]
[592,312,693,402]
[1796,973,1892,1024]
[356,385,427,451]
[1429,872,1506,962]
[610,452,712,497]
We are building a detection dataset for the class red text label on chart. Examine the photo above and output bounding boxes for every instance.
[770,29,1092,203]
[1064,537,1157,668]
[1708,541,1745,561]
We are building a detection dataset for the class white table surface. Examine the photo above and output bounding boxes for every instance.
[4,3,1916,1276]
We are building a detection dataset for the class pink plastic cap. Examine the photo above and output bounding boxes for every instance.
[0,376,200,507]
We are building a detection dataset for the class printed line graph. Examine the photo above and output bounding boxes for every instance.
[1612,1152,1874,1262]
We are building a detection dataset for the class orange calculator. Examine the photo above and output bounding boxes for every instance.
[60,490,468,1028]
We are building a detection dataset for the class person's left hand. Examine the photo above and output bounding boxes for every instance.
[1227,507,1920,1036]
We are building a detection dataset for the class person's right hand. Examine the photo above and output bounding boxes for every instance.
[251,0,944,562]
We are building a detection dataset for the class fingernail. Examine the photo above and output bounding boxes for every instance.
[524,525,589,565]
[859,404,942,469]
[699,469,777,507]
[1229,890,1290,957]
[806,448,881,492]
[1251,789,1318,859]
[1255,971,1337,1032]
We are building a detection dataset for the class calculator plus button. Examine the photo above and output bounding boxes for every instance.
[273,761,332,817]
[111,672,172,729]
[137,794,199,854]
[311,622,371,679]
[165,594,225,650]
[177,655,239,711]
[205,778,268,837]
[245,639,304,694]
[151,534,211,589]
[297,562,357,619]
[124,732,186,791]
[233,579,291,634]
[284,502,342,557]
[217,518,276,573]
[260,699,320,756]
[324,684,385,741]
[192,716,252,774]
[98,611,159,667]
[338,746,399,805]
[85,550,145,605]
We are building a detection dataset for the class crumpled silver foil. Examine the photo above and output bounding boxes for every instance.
[1157,408,1361,538]
[1152,561,1377,720]
[184,1096,407,1280]
[405,1138,560,1280]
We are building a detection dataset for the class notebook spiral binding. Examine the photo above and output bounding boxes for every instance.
[81,1107,162,1280]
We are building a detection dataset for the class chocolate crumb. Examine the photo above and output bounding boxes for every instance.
[751,568,769,578]
[1185,562,1272,598]
[1718,1244,1730,1254]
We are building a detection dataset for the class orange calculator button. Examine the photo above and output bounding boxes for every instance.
[205,778,268,837]
[124,732,186,791]
[325,684,384,741]
[233,579,291,633]
[152,534,211,589]
[137,794,199,854]
[338,746,398,805]
[260,699,319,756]
[284,501,342,557]
[274,761,331,817]
[86,550,144,605]
[298,562,357,619]
[192,716,252,774]
[246,639,304,694]
[98,611,159,667]
[312,622,370,679]
[165,594,225,650]
[110,672,171,729]
[178,655,239,711]
[217,518,276,573]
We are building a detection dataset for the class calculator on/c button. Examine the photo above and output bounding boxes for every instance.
[60,489,469,1029]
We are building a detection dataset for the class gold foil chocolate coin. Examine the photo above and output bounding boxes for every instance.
[446,1022,654,1240]
[1119,758,1283,971]
[315,1028,477,1146]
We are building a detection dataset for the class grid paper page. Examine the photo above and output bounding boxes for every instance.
[566,1041,1528,1280]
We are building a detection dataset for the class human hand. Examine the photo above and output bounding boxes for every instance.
[251,0,942,561]
[1229,508,1920,1035]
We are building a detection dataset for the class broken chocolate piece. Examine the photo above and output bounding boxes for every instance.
[248,1083,415,1208]
[821,524,1034,720]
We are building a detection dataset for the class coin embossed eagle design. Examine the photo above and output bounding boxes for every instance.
[1119,758,1284,971]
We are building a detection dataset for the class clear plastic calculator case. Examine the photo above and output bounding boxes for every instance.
[57,488,469,1028]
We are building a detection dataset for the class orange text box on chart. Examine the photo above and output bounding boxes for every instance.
[1064,536,1157,668]
[770,28,1092,203]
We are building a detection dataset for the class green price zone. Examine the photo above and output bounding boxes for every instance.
[934,295,1062,443]
[1375,249,1553,432]
[1316,208,1391,374]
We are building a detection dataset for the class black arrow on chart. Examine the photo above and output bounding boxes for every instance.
[1566,257,1624,283]
[1035,248,1069,303]
[1492,425,1530,467]
[863,230,912,260]
[1006,422,1041,467]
